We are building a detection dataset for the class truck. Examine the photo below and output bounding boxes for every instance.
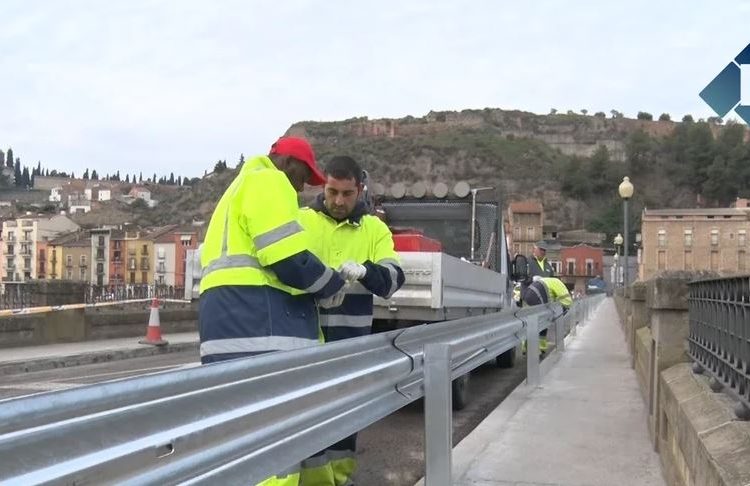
[184,180,516,410]
[368,183,515,409]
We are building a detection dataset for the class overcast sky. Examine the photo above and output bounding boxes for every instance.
[1,1,749,179]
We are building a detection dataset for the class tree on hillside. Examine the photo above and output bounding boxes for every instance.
[707,116,723,125]
[45,168,49,177]
[594,111,606,118]
[125,174,130,183]
[610,110,623,119]
[682,114,694,123]
[21,166,30,188]
[658,113,671,121]
[139,172,143,183]
[169,172,175,185]
[82,168,89,179]
[36,161,41,175]
[549,108,557,115]
[238,153,245,169]
[6,148,14,169]
[0,149,4,167]
[14,158,21,186]
[177,175,182,186]
[626,130,653,173]
[91,170,98,180]
[636,111,653,120]
[153,173,157,184]
[581,109,588,116]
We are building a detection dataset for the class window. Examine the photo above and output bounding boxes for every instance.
[513,243,520,254]
[739,230,746,247]
[157,247,166,259]
[513,227,520,240]
[684,250,693,270]
[683,229,692,247]
[657,229,667,248]
[66,268,73,279]
[585,259,594,276]
[66,255,73,266]
[39,249,45,260]
[129,272,136,284]
[24,258,31,269]
[527,227,535,240]
[5,245,13,254]
[6,231,14,241]
[566,259,576,275]
[658,250,666,270]
[80,255,87,266]
[551,261,561,274]
[142,244,148,254]
[114,250,121,262]
[96,263,104,274]
[711,229,719,246]
[141,271,148,283]
[158,275,165,284]
[739,251,746,271]
[80,268,86,280]
[98,236,105,246]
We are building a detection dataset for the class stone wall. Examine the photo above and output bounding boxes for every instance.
[0,300,197,347]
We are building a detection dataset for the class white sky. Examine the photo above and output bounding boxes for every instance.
[1,0,749,178]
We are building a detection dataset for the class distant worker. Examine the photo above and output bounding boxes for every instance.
[298,156,405,486]
[528,240,554,278]
[526,240,555,352]
[199,136,347,486]
[521,275,572,354]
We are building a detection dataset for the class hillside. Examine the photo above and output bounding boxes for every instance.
[101,108,750,238]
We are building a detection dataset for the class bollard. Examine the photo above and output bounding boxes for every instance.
[526,315,541,386]
[423,343,452,486]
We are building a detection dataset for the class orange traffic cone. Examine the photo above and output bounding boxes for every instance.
[139,298,168,346]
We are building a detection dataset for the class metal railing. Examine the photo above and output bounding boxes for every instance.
[86,284,185,303]
[688,276,750,418]
[0,282,37,309]
[0,295,604,484]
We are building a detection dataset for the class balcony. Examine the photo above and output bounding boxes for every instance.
[140,261,150,271]
[4,248,14,256]
[95,251,106,261]
[19,249,32,256]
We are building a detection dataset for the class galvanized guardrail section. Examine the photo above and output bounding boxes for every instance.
[0,295,604,485]
[688,276,750,419]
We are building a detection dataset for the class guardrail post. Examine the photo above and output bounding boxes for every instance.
[555,309,565,353]
[423,343,452,486]
[526,315,541,386]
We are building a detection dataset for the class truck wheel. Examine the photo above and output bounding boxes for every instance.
[495,348,516,368]
[452,374,471,411]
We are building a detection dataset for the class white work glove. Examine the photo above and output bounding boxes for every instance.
[317,283,349,309]
[338,261,367,282]
[532,275,543,283]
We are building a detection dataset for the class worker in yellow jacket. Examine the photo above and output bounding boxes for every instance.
[199,136,347,486]
[298,156,404,486]
[520,275,572,354]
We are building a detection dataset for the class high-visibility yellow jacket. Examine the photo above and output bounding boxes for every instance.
[198,156,344,363]
[299,197,404,341]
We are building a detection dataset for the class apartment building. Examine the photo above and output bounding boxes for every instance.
[559,244,605,293]
[48,231,92,281]
[1,215,79,281]
[640,200,750,280]
[508,200,544,258]
[150,225,199,287]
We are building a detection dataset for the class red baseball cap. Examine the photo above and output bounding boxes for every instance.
[269,136,326,186]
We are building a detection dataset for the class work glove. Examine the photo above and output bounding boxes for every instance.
[338,261,367,282]
[317,283,349,309]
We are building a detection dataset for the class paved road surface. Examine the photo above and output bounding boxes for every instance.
[0,350,526,485]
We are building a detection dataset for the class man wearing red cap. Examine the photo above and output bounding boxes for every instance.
[198,136,346,486]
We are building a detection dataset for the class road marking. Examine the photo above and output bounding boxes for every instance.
[58,362,200,382]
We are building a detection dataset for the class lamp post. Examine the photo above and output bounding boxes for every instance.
[613,233,623,288]
[470,186,494,261]
[618,177,634,288]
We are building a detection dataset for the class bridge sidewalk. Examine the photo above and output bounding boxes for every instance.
[0,332,198,376]
[451,298,665,486]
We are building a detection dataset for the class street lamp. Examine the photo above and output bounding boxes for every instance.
[470,186,494,261]
[618,177,634,288]
[613,233,623,288]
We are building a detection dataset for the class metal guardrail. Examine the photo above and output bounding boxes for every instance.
[86,284,186,303]
[0,295,604,485]
[688,275,750,419]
